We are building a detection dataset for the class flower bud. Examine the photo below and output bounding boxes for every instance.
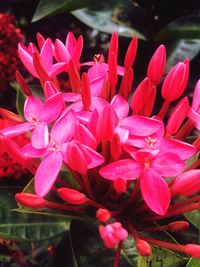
[171,170,200,196]
[15,71,32,96]
[136,239,152,256]
[15,193,46,208]
[124,36,138,68]
[168,221,190,232]
[147,45,166,85]
[113,177,127,193]
[184,244,200,258]
[57,188,88,205]
[166,97,189,135]
[161,60,189,101]
[96,208,111,222]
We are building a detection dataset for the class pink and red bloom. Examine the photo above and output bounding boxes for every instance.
[1,31,200,264]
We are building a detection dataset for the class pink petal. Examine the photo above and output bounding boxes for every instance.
[151,152,185,177]
[188,108,200,130]
[121,115,163,136]
[18,43,38,78]
[63,92,81,102]
[88,64,107,96]
[83,144,104,169]
[74,124,97,149]
[40,38,53,72]
[21,143,48,158]
[99,159,142,180]
[192,79,200,111]
[73,35,83,63]
[54,39,70,62]
[35,152,62,197]
[159,138,197,160]
[0,122,34,137]
[111,94,129,120]
[24,95,43,122]
[66,32,76,54]
[39,93,63,122]
[49,62,68,77]
[140,168,170,215]
[171,169,200,196]
[31,122,49,149]
[50,109,77,144]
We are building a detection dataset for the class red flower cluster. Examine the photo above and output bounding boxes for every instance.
[0,118,29,179]
[0,13,24,90]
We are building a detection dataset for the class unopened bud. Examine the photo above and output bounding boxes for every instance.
[168,221,190,232]
[15,193,46,208]
[136,239,152,256]
[184,244,200,258]
[113,177,127,193]
[96,208,111,222]
[57,188,88,205]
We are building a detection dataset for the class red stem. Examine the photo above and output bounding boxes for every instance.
[113,241,122,267]
[82,173,94,199]
[158,100,171,119]
[174,119,194,140]
[45,200,81,211]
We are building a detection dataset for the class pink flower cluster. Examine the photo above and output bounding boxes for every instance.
[1,32,200,263]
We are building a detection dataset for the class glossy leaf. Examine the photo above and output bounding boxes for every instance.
[0,187,70,241]
[138,246,188,267]
[11,82,26,119]
[186,258,200,267]
[72,4,146,39]
[32,0,100,22]
[70,220,137,267]
[155,14,200,40]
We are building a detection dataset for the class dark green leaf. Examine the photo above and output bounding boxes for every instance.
[121,235,138,266]
[0,187,70,241]
[72,4,146,39]
[186,258,200,267]
[184,209,200,230]
[138,246,188,267]
[166,39,200,72]
[155,15,200,40]
[11,82,25,118]
[32,0,101,22]
[70,220,136,267]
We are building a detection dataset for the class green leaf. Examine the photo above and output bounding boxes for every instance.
[184,209,200,230]
[121,235,138,266]
[155,14,200,40]
[70,220,136,267]
[166,39,200,72]
[0,187,70,241]
[186,258,200,267]
[11,82,25,118]
[32,0,100,22]
[138,246,188,267]
[71,4,146,39]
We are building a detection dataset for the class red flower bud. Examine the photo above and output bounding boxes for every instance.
[166,97,189,135]
[81,72,91,110]
[136,239,152,256]
[113,177,127,193]
[161,60,189,101]
[168,221,190,232]
[171,170,200,196]
[15,71,32,96]
[57,187,88,205]
[147,45,166,85]
[184,244,200,258]
[15,193,46,208]
[96,208,111,222]
[124,36,138,68]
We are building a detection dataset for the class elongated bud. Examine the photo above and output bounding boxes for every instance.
[96,208,111,222]
[136,239,152,256]
[57,188,88,205]
[131,77,155,116]
[147,45,166,85]
[68,60,81,93]
[36,32,45,50]
[0,108,23,123]
[33,52,50,83]
[108,51,118,89]
[15,193,46,208]
[184,244,200,258]
[16,71,32,96]
[110,133,121,160]
[171,169,200,196]
[192,79,200,111]
[161,60,189,101]
[168,221,190,232]
[108,32,118,62]
[166,97,189,135]
[113,177,127,193]
[124,36,138,68]
[81,72,91,110]
[119,68,134,100]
